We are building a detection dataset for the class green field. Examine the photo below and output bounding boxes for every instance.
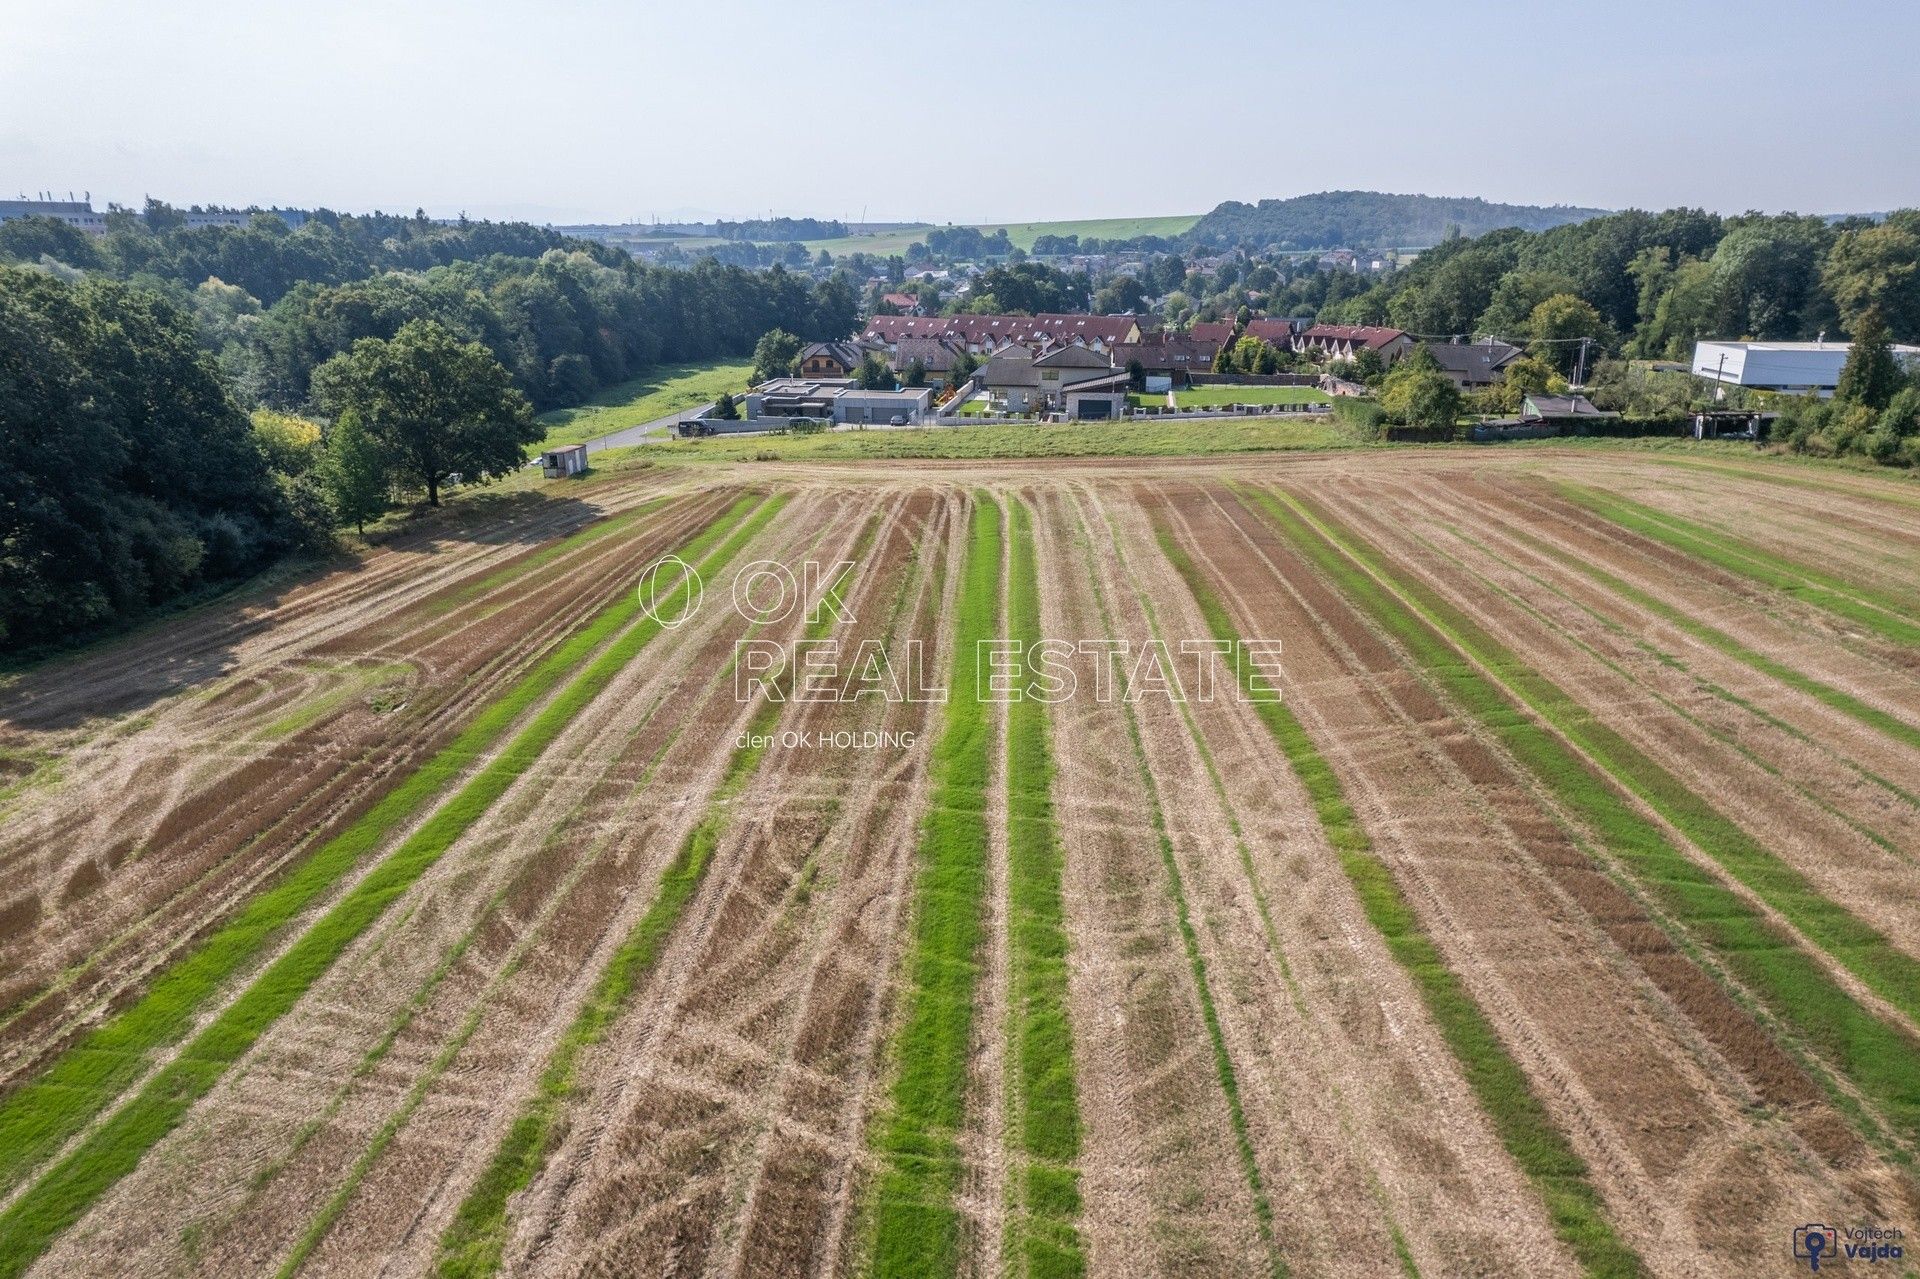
[534,360,753,450]
[1129,386,1332,410]
[980,215,1201,251]
[613,416,1362,464]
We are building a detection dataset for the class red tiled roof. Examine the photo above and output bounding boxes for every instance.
[1298,324,1408,351]
[860,313,1138,348]
[1242,319,1300,345]
[1188,321,1236,344]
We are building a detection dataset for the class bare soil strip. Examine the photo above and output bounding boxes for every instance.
[0,492,732,1079]
[449,493,939,1279]
[1221,483,1912,1259]
[31,488,832,1279]
[0,493,781,1279]
[1024,487,1271,1278]
[1079,483,1574,1278]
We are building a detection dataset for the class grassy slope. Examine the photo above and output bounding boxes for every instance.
[1251,487,1920,1150]
[0,495,779,1279]
[623,416,1354,465]
[870,493,1002,1278]
[1153,511,1643,1279]
[1001,499,1085,1279]
[535,360,754,450]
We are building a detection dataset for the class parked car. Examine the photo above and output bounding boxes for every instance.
[888,415,907,427]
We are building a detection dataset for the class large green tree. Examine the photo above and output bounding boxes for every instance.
[1835,309,1904,410]
[312,319,537,506]
[320,411,390,534]
[1378,345,1463,429]
[1526,294,1611,377]
[0,268,295,648]
[751,328,802,384]
[1823,218,1920,339]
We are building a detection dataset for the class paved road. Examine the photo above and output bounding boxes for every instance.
[579,403,712,454]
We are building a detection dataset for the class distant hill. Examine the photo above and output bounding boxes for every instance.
[1185,190,1611,250]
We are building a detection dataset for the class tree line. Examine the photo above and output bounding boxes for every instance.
[0,210,862,651]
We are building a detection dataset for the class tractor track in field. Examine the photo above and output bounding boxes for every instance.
[6,451,1919,1278]
[496,491,940,1279]
[527,491,950,1279]
[1156,477,1895,1276]
[1438,475,1920,794]
[1080,480,1576,1278]
[0,491,738,1089]
[28,489,824,1277]
[1321,477,1920,968]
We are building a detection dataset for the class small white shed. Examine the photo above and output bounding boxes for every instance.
[540,444,589,478]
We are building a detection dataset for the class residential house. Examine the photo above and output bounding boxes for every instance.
[982,343,1117,413]
[1424,339,1522,390]
[891,335,970,383]
[797,341,868,379]
[746,378,931,425]
[860,312,1142,358]
[1243,317,1310,348]
[882,291,921,314]
[1110,333,1221,383]
[1188,320,1237,347]
[1293,324,1413,365]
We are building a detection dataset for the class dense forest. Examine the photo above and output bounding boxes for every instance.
[1298,207,1919,356]
[1186,190,1612,250]
[0,266,320,648]
[0,207,861,651]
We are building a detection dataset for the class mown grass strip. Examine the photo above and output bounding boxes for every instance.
[433,505,869,1279]
[1000,499,1085,1279]
[1488,517,1920,760]
[1154,509,1646,1279]
[1246,487,1920,1149]
[868,492,1002,1279]
[1558,484,1920,649]
[0,493,780,1279]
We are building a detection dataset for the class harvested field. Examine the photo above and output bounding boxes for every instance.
[2,447,1917,1278]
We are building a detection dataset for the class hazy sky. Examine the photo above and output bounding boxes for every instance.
[4,0,1915,225]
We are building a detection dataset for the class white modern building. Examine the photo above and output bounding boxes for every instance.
[1691,340,1920,397]
[0,199,107,235]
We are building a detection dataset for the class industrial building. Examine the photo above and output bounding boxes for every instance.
[1692,339,1920,397]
